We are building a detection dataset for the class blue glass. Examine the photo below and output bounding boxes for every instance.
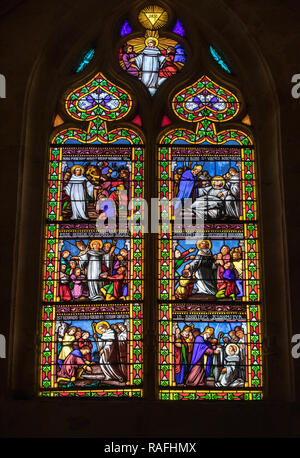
[210,45,231,74]
[174,43,186,64]
[173,19,185,36]
[75,49,96,73]
[121,20,132,37]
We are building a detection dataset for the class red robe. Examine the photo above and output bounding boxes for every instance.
[109,179,128,206]
[174,336,188,375]
[78,338,93,361]
[221,269,239,296]
[159,51,178,78]
[105,272,125,298]
[57,350,87,380]
[217,265,226,291]
[59,284,72,301]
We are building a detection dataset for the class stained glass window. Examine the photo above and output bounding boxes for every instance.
[40,5,263,402]
[158,76,262,401]
[40,73,143,398]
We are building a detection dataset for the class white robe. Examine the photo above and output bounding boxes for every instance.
[87,249,104,300]
[215,354,244,387]
[188,248,217,295]
[191,186,235,219]
[118,330,127,341]
[118,329,128,379]
[225,175,240,218]
[77,247,89,272]
[212,347,224,382]
[65,174,94,220]
[102,251,112,272]
[238,337,246,381]
[98,329,124,382]
[135,47,166,95]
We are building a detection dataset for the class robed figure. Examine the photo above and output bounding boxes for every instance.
[122,44,139,77]
[188,240,217,296]
[215,344,244,388]
[185,328,215,386]
[174,166,202,210]
[216,265,239,298]
[191,176,237,220]
[135,38,166,95]
[76,241,89,273]
[114,323,128,381]
[57,347,92,382]
[87,240,104,301]
[174,330,189,384]
[96,323,125,383]
[64,165,94,220]
[224,170,240,218]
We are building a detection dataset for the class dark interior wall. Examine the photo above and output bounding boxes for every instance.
[1,0,300,437]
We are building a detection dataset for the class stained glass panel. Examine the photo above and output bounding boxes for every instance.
[173,20,185,37]
[40,73,144,398]
[119,6,186,95]
[210,45,232,74]
[120,20,132,37]
[75,49,96,73]
[158,76,262,400]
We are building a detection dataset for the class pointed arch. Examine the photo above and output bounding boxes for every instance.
[8,0,293,435]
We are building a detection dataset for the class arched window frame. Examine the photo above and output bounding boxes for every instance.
[7,0,293,436]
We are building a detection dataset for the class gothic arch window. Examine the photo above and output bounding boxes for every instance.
[7,2,294,421]
[37,4,264,402]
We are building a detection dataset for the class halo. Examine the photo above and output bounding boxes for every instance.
[71,164,85,175]
[225,343,239,356]
[192,165,202,171]
[211,175,225,187]
[196,239,212,250]
[95,321,110,334]
[90,239,103,250]
[145,36,159,47]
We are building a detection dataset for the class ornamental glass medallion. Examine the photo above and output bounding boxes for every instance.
[158,76,263,401]
[40,73,143,398]
[119,6,186,96]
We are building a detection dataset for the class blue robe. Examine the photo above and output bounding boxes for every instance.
[174,170,196,209]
